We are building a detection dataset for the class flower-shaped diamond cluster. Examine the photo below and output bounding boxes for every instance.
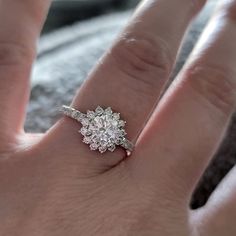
[79,106,127,153]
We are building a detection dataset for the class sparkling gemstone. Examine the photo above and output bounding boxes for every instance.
[90,143,99,151]
[118,120,126,127]
[80,127,87,135]
[80,107,127,153]
[95,106,104,115]
[80,127,92,136]
[99,146,107,153]
[111,119,118,126]
[113,113,120,120]
[72,110,79,119]
[105,107,112,115]
[108,145,116,152]
[119,130,127,136]
[81,118,89,126]
[115,139,122,145]
[83,137,91,144]
[87,110,95,119]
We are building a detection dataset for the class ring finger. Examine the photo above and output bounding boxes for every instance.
[46,0,206,169]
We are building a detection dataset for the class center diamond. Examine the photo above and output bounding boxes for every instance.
[79,106,126,153]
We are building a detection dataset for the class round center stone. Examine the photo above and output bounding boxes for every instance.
[93,114,119,142]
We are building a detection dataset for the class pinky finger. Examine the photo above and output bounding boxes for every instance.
[193,167,236,236]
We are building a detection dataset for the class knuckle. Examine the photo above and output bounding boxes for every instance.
[109,32,172,89]
[0,42,35,68]
[185,64,236,114]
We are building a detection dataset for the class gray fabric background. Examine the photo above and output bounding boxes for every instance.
[28,1,236,208]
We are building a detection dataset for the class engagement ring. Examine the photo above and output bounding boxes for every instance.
[61,105,134,156]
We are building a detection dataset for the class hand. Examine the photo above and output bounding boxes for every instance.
[1,0,236,235]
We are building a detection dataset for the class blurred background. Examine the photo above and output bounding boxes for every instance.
[43,0,139,33]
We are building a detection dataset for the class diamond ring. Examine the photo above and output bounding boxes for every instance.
[61,105,134,156]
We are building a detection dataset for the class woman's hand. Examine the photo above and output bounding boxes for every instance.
[1,0,236,235]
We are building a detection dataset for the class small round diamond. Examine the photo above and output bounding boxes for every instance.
[95,106,104,115]
[83,137,91,144]
[90,143,99,151]
[113,113,120,120]
[81,118,89,126]
[80,127,92,136]
[108,145,116,152]
[115,139,122,145]
[105,107,112,115]
[87,111,96,119]
[72,110,79,119]
[118,120,126,127]
[99,146,107,153]
[80,127,87,136]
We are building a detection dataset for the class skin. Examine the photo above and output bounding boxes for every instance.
[0,0,236,235]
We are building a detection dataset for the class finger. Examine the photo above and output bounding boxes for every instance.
[131,0,236,200]
[48,0,206,167]
[0,1,51,141]
[192,167,236,236]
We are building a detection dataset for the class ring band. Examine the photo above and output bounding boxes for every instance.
[61,105,134,156]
